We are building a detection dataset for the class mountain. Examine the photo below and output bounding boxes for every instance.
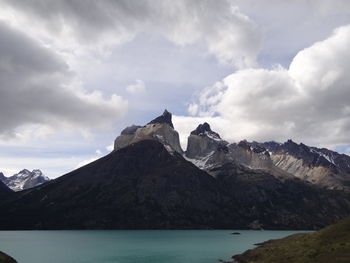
[114,109,183,154]
[184,124,283,177]
[249,140,350,190]
[184,123,350,191]
[1,139,350,230]
[232,216,350,263]
[1,111,350,230]
[0,169,50,192]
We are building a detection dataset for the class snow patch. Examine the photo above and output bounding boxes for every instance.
[184,151,215,169]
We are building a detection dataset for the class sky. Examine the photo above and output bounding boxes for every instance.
[0,0,350,178]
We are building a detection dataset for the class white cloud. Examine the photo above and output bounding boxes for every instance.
[0,156,87,178]
[75,157,99,169]
[106,144,114,152]
[178,25,350,149]
[126,79,146,94]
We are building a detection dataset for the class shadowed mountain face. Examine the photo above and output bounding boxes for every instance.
[1,139,350,230]
[0,140,222,229]
[0,180,13,199]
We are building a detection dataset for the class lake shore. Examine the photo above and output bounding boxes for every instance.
[229,216,350,263]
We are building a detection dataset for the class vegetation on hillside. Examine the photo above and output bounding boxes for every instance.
[232,216,350,263]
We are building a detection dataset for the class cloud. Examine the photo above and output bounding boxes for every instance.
[106,143,114,152]
[0,21,128,138]
[0,0,261,68]
[176,25,350,149]
[0,155,87,178]
[126,79,145,94]
[75,157,99,169]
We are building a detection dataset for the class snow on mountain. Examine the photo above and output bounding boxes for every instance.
[0,169,50,192]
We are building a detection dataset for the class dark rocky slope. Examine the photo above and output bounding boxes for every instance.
[0,140,222,229]
[0,180,13,199]
[1,140,350,230]
[232,216,350,263]
[0,252,16,263]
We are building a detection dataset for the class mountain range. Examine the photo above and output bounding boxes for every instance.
[0,169,50,192]
[0,110,350,230]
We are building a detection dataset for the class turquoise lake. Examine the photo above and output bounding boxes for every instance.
[0,230,304,263]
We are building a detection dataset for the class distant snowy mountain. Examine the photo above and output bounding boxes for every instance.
[0,169,50,191]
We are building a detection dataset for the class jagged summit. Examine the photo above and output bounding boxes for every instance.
[147,109,174,128]
[0,169,50,192]
[114,110,182,153]
[185,122,226,160]
[191,122,221,139]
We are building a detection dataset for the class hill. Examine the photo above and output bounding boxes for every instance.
[232,216,350,263]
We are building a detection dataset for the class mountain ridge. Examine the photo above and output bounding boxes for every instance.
[0,169,50,192]
[1,110,350,230]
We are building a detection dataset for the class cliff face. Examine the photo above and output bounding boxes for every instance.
[114,110,183,154]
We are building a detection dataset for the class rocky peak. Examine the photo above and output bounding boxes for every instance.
[147,109,174,128]
[0,169,50,192]
[191,122,220,138]
[18,169,31,176]
[186,123,226,159]
[114,110,183,154]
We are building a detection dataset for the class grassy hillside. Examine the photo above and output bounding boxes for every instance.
[0,252,16,263]
[233,216,350,263]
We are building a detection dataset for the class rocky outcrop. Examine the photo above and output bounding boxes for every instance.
[147,109,174,128]
[186,122,225,159]
[114,110,183,154]
[0,169,50,192]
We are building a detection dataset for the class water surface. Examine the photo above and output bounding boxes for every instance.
[0,230,304,263]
